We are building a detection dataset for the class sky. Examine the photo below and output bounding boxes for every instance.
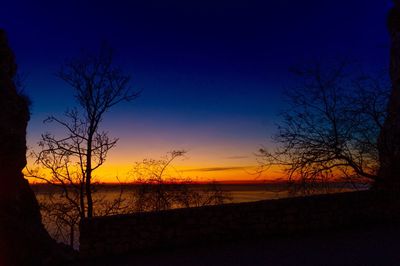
[2,0,393,182]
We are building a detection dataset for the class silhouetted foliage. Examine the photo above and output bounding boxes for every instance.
[130,151,232,212]
[258,62,390,192]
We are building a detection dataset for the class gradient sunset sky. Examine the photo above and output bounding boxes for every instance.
[3,0,391,182]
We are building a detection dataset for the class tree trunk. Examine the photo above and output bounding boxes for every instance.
[86,133,93,218]
[377,2,400,188]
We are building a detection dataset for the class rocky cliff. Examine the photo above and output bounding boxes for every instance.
[0,29,71,266]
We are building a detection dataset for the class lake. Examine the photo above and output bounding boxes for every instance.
[32,183,365,248]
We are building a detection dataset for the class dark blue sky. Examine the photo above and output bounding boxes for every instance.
[1,0,393,180]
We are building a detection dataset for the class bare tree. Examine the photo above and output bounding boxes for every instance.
[258,62,389,192]
[27,45,138,246]
[130,151,231,212]
[54,45,139,217]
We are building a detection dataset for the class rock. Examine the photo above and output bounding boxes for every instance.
[0,29,75,266]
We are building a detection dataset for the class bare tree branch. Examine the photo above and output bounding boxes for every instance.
[258,62,390,193]
[28,44,139,246]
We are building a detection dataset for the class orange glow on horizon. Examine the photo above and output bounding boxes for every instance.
[26,162,284,184]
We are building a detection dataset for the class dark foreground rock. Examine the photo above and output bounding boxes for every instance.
[0,29,75,265]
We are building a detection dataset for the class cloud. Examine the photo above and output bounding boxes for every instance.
[182,166,252,172]
[225,156,249,160]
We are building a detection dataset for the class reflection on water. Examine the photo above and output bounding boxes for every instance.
[229,190,288,203]
[34,184,311,205]
[34,183,365,208]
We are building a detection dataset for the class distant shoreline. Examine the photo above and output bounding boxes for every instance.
[29,179,371,187]
[30,181,370,194]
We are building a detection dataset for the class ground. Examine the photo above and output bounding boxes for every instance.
[74,222,400,266]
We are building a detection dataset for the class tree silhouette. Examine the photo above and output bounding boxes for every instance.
[30,44,139,221]
[259,62,389,191]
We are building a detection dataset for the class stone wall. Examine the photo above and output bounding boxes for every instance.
[80,191,400,258]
